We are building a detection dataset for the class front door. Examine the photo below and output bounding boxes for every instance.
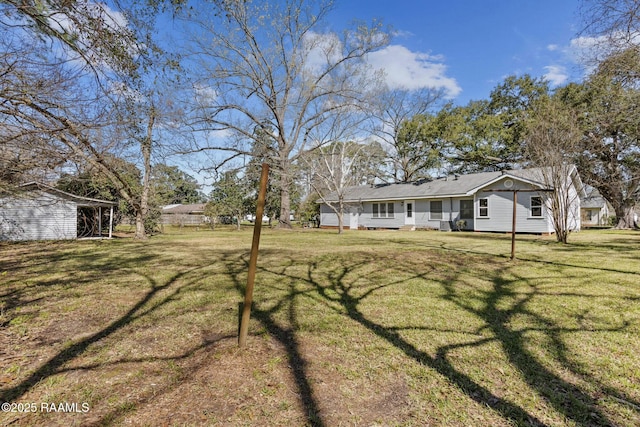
[349,210,359,230]
[405,200,415,226]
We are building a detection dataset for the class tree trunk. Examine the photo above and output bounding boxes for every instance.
[135,108,155,240]
[278,171,292,229]
[135,207,147,240]
[337,199,344,234]
[550,191,570,244]
[614,204,636,229]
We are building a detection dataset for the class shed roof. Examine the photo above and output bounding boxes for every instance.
[320,168,553,203]
[18,182,116,207]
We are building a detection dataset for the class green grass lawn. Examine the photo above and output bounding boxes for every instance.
[1,228,639,426]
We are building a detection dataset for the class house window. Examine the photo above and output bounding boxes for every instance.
[407,203,413,218]
[430,201,443,220]
[478,198,489,217]
[372,202,394,218]
[531,196,543,217]
[460,200,474,219]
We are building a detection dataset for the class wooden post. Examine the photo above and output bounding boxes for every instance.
[239,163,269,348]
[511,190,517,261]
[488,187,554,261]
[108,206,114,239]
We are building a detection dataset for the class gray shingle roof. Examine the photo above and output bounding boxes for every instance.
[581,187,608,209]
[320,168,551,203]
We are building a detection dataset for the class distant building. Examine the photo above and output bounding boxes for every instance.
[580,187,612,227]
[160,203,207,226]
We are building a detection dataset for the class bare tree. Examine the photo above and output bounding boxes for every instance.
[369,87,444,182]
[180,0,389,228]
[579,0,640,54]
[304,140,383,234]
[0,0,179,239]
[524,96,583,243]
[0,34,73,190]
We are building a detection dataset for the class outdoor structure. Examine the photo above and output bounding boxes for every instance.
[0,182,116,241]
[580,187,612,227]
[319,167,584,234]
[160,203,207,226]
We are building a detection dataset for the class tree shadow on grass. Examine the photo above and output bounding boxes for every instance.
[4,238,635,426]
[0,241,160,328]
[389,236,640,276]
[219,250,326,427]
[0,265,211,404]
[439,269,634,426]
[226,250,548,425]
[304,257,551,426]
[2,241,329,427]
[247,249,636,426]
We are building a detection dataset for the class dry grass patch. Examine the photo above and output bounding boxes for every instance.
[1,228,639,426]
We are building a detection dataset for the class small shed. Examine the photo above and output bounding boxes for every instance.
[0,182,116,241]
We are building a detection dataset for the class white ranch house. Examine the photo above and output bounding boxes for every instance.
[319,168,584,234]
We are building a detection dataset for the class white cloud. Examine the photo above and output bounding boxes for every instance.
[543,65,568,86]
[566,32,640,66]
[302,31,344,74]
[47,1,129,40]
[547,44,559,51]
[550,34,617,78]
[568,35,611,64]
[43,1,135,71]
[365,45,461,98]
[193,84,219,105]
[391,29,414,39]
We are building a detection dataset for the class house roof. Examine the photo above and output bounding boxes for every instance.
[161,203,206,214]
[17,182,117,207]
[581,187,610,209]
[319,168,555,203]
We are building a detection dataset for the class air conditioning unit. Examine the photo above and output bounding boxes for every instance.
[439,221,452,231]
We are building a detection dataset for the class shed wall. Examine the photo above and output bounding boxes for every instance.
[0,192,77,241]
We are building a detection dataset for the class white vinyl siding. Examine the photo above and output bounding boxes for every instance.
[0,193,77,241]
[319,169,582,234]
[474,190,554,233]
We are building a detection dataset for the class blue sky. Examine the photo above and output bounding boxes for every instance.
[331,0,586,105]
